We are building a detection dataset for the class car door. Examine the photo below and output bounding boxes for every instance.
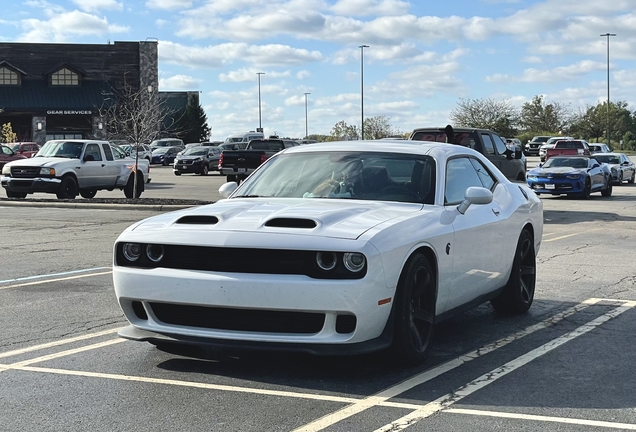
[444,156,508,310]
[621,154,635,180]
[79,143,105,188]
[588,158,605,191]
[101,143,121,187]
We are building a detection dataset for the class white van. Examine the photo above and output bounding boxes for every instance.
[223,131,264,149]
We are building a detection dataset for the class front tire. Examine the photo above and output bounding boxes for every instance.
[628,171,635,184]
[389,253,436,366]
[201,165,209,176]
[617,172,623,185]
[491,229,535,314]
[601,178,613,197]
[582,178,591,199]
[56,176,78,199]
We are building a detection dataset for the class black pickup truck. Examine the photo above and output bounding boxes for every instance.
[219,138,297,183]
[409,127,527,181]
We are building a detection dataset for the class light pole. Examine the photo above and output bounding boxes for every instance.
[303,92,311,138]
[257,72,265,132]
[600,33,616,146]
[359,45,369,140]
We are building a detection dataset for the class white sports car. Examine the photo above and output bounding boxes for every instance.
[113,140,543,365]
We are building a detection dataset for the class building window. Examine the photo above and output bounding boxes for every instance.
[51,68,79,86]
[0,67,20,85]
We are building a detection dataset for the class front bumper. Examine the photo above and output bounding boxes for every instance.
[174,161,204,174]
[527,177,585,195]
[1,176,61,194]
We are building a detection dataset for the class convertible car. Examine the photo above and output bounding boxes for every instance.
[113,141,543,365]
[526,155,613,198]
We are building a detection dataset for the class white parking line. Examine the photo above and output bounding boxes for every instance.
[292,298,599,432]
[447,408,636,430]
[544,228,600,243]
[1,339,125,369]
[0,270,112,290]
[373,301,636,432]
[0,267,111,284]
[0,327,122,360]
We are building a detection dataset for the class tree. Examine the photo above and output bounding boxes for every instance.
[328,120,359,141]
[1,122,17,143]
[363,115,402,140]
[99,79,176,198]
[570,101,634,146]
[520,95,572,133]
[450,98,519,137]
[171,94,211,143]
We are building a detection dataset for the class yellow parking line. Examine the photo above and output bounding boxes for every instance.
[544,228,600,243]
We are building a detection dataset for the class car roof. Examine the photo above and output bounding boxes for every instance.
[281,139,473,157]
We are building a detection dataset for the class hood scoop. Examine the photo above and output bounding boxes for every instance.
[264,218,317,229]
[176,215,219,225]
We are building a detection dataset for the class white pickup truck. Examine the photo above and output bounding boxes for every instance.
[1,139,150,199]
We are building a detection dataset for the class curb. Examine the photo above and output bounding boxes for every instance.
[0,200,195,211]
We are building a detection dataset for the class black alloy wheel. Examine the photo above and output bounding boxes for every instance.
[390,253,436,366]
[56,176,78,199]
[491,229,536,314]
[601,177,613,197]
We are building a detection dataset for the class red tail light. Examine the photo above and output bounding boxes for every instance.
[260,154,268,164]
[218,153,224,169]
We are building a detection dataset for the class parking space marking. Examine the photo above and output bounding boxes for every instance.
[292,298,599,432]
[0,267,111,285]
[544,228,600,243]
[0,327,122,360]
[447,408,636,430]
[0,270,112,290]
[373,301,636,432]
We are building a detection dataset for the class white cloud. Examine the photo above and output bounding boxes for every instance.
[159,74,201,90]
[219,68,291,83]
[17,11,128,42]
[330,0,411,17]
[487,60,606,83]
[296,70,311,79]
[73,0,122,13]
[145,0,193,10]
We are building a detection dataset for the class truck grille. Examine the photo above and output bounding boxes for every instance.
[148,302,325,334]
[10,166,40,178]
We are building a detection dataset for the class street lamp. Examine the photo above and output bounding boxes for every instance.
[600,33,616,146]
[257,72,265,132]
[303,92,311,138]
[359,45,369,140]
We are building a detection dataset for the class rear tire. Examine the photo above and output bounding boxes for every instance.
[56,176,78,199]
[79,189,97,199]
[389,253,436,366]
[491,229,535,315]
[123,174,144,198]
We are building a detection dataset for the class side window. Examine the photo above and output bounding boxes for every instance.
[445,158,485,205]
[85,143,102,161]
[481,134,495,155]
[102,144,114,161]
[492,134,508,155]
[469,158,496,190]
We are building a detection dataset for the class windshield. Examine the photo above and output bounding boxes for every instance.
[152,147,170,154]
[183,147,207,156]
[151,140,171,147]
[532,136,550,143]
[224,137,243,143]
[593,155,619,164]
[543,157,587,169]
[36,141,84,158]
[234,151,436,204]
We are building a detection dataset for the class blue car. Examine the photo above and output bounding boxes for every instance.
[526,156,612,199]
[151,146,181,166]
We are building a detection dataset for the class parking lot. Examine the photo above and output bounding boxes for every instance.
[1,156,635,431]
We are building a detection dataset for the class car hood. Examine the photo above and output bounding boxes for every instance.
[6,156,75,166]
[529,166,586,175]
[176,155,204,161]
[130,198,425,240]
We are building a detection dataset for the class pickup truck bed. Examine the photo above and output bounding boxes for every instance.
[219,139,290,183]
[545,140,590,161]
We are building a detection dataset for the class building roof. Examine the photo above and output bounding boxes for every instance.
[0,81,115,112]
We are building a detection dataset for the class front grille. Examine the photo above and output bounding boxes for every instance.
[149,302,325,334]
[176,159,195,165]
[10,166,40,178]
[115,244,367,279]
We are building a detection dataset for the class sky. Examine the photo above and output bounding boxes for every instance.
[2,0,636,141]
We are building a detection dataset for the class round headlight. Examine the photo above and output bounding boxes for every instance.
[122,243,141,261]
[146,244,164,262]
[343,253,366,272]
[316,252,337,271]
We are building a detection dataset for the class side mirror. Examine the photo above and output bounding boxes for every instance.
[457,187,493,215]
[536,163,543,168]
[592,163,600,169]
[219,181,238,198]
[83,154,95,162]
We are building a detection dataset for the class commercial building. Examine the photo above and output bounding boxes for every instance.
[0,40,188,146]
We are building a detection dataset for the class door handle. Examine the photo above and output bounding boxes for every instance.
[101,164,106,167]
[492,208,500,216]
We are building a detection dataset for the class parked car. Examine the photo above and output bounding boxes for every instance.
[505,138,523,152]
[592,153,636,185]
[588,143,611,154]
[525,136,552,156]
[526,155,612,198]
[539,136,573,162]
[173,146,220,176]
[10,142,40,158]
[150,138,184,151]
[118,144,152,162]
[0,144,28,170]
[151,146,181,165]
[545,139,591,161]
[113,140,543,365]
[185,141,222,148]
